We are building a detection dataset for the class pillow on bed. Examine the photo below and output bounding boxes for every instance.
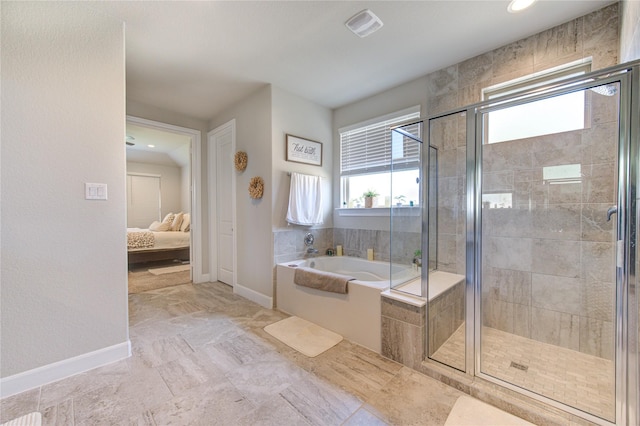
[171,212,184,231]
[162,212,175,225]
[180,213,190,232]
[149,221,171,232]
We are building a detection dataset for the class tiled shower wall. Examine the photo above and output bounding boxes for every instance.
[273,227,420,265]
[273,227,334,265]
[424,3,619,359]
[482,116,618,360]
[333,227,421,264]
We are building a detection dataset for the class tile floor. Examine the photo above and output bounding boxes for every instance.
[2,281,489,426]
[432,324,615,422]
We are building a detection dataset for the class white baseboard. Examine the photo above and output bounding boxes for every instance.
[0,340,131,398]
[193,272,210,284]
[234,283,273,309]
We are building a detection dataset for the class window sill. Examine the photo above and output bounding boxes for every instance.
[336,206,421,217]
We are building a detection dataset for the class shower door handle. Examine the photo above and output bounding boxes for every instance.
[607,206,617,222]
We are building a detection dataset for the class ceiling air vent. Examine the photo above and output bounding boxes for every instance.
[345,9,383,38]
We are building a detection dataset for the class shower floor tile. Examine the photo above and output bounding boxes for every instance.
[431,325,615,422]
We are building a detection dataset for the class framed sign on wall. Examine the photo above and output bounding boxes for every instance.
[285,134,322,166]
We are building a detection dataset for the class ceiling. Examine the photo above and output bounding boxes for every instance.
[126,123,191,167]
[92,0,615,122]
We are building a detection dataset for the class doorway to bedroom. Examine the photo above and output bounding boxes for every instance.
[125,116,197,294]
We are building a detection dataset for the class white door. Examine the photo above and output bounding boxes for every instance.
[214,123,235,285]
[127,174,161,228]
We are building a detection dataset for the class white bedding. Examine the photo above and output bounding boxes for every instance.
[127,228,190,251]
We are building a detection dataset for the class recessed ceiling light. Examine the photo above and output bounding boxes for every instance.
[345,9,383,38]
[508,0,537,13]
[147,144,155,148]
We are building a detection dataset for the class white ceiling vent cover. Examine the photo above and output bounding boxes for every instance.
[345,9,384,38]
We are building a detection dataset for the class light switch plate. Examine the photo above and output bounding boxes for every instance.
[85,183,108,200]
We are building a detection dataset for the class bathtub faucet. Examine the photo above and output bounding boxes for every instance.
[304,233,318,256]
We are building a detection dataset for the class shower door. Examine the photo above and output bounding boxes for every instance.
[477,77,624,423]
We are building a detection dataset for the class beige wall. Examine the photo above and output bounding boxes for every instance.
[271,86,333,230]
[271,87,333,266]
[208,85,333,303]
[180,164,191,214]
[210,86,274,304]
[1,2,128,379]
[126,162,184,222]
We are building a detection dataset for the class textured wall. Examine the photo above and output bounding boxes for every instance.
[1,2,128,377]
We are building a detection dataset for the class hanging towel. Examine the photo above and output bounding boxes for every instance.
[286,172,323,226]
[294,267,353,294]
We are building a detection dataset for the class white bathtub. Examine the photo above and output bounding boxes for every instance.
[276,256,464,354]
[276,256,418,353]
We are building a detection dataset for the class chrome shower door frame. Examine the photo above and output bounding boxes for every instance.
[421,60,640,425]
[470,66,637,426]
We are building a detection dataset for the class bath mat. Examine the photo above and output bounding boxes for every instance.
[148,264,190,275]
[444,396,534,426]
[1,412,42,426]
[264,316,342,357]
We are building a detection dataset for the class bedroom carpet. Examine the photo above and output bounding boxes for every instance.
[148,264,191,275]
[128,269,191,294]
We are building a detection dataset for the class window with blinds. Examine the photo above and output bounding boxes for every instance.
[339,106,421,208]
[340,108,421,176]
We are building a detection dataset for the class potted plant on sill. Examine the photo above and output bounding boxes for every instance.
[413,249,422,268]
[362,189,379,208]
[394,195,406,206]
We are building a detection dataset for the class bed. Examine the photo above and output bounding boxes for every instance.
[127,212,191,265]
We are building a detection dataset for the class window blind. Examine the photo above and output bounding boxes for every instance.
[340,110,420,176]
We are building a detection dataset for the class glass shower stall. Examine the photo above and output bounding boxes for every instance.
[390,60,640,425]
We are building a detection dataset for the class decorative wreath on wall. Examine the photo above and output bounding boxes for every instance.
[234,151,248,172]
[248,176,264,199]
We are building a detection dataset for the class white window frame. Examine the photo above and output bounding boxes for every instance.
[339,106,421,209]
[482,59,592,144]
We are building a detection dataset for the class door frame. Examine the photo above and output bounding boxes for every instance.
[126,115,204,282]
[207,119,237,286]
